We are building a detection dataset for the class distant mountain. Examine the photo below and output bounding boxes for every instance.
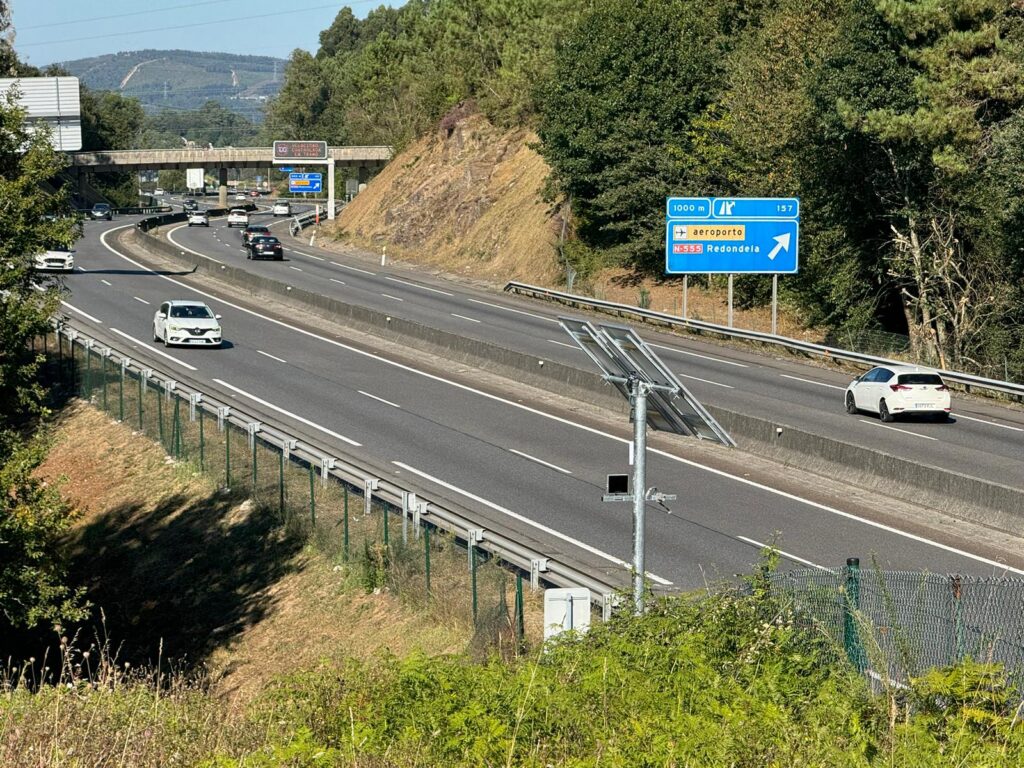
[54,49,287,123]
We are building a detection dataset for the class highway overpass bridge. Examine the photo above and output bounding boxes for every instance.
[67,146,393,211]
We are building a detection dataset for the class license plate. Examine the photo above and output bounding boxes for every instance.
[914,403,932,408]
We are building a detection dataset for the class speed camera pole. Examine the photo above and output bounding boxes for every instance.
[631,378,649,613]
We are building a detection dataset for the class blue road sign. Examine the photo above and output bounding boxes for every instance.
[665,196,799,274]
[665,219,799,274]
[277,166,293,172]
[289,172,322,194]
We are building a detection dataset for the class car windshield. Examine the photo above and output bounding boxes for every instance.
[249,226,269,232]
[898,373,944,386]
[93,204,110,210]
[169,304,213,319]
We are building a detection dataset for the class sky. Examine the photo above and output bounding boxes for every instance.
[10,0,383,66]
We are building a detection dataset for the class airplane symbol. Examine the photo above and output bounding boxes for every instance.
[717,201,735,216]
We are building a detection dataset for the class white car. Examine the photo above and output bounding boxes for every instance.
[845,364,951,422]
[226,208,249,228]
[235,192,247,200]
[272,200,291,216]
[153,188,165,196]
[187,210,209,227]
[33,247,75,272]
[153,300,222,347]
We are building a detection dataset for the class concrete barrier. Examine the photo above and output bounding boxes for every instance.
[124,225,1024,534]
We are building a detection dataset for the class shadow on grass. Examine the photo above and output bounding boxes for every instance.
[64,489,304,671]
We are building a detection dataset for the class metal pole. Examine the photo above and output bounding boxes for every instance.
[424,525,431,600]
[157,387,164,448]
[843,557,865,673]
[471,542,478,623]
[225,423,231,489]
[278,450,285,516]
[138,375,144,431]
[727,274,734,328]
[173,397,181,458]
[251,436,258,494]
[343,485,350,560]
[199,409,205,470]
[101,354,108,411]
[118,362,125,421]
[771,274,778,336]
[382,497,389,547]
[632,380,649,614]
[515,573,525,651]
[308,463,316,527]
[682,275,688,321]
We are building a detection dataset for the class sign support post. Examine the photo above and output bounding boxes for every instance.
[727,274,734,328]
[772,274,778,335]
[682,275,688,321]
[327,158,336,221]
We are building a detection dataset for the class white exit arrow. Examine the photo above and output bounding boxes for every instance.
[766,232,791,261]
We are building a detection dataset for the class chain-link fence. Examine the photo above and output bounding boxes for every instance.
[40,328,548,655]
[768,559,1024,687]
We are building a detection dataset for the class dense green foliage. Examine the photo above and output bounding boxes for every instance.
[0,86,85,632]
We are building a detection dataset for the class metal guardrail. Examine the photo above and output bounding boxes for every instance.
[289,201,346,236]
[504,282,1024,401]
[53,320,623,617]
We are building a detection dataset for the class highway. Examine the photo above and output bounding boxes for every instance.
[55,209,1024,593]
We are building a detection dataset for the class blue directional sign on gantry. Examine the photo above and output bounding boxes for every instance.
[665,197,800,274]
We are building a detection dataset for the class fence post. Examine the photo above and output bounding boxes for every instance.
[173,397,181,458]
[843,557,866,673]
[225,421,231,489]
[118,358,128,421]
[515,573,525,652]
[101,350,109,411]
[57,330,63,375]
[343,485,350,561]
[308,463,316,528]
[138,373,145,431]
[199,408,205,470]
[157,385,164,448]
[278,450,285,516]
[470,540,478,624]
[84,341,93,399]
[424,525,431,601]
[950,574,964,662]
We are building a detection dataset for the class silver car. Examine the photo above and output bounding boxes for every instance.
[153,300,222,347]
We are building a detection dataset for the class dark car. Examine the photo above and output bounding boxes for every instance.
[90,203,113,221]
[183,199,199,212]
[247,236,283,260]
[241,224,271,247]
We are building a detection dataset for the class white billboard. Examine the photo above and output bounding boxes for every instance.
[186,168,205,190]
[0,76,82,151]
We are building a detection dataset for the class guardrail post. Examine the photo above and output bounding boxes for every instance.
[602,594,615,622]
[320,457,334,486]
[364,478,380,542]
[413,500,427,539]
[843,558,866,673]
[402,492,416,545]
[189,393,201,422]
[530,558,548,591]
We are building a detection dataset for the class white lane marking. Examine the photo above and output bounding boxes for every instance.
[358,390,401,408]
[329,278,346,285]
[381,293,404,302]
[133,296,150,305]
[650,342,749,367]
[331,261,376,276]
[508,449,572,475]
[858,419,938,441]
[257,350,287,364]
[61,301,102,324]
[100,279,112,286]
[288,266,303,272]
[780,374,846,390]
[451,313,480,323]
[290,250,324,261]
[954,413,1024,432]
[213,378,361,446]
[109,328,197,371]
[385,275,454,296]
[467,298,557,322]
[394,461,671,585]
[166,224,224,263]
[548,339,579,349]
[738,537,827,571]
[99,225,1023,576]
[676,372,734,389]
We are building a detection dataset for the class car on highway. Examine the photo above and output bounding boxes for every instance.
[153,300,222,347]
[183,198,199,213]
[32,246,75,272]
[247,235,284,260]
[272,200,291,216]
[90,202,113,221]
[187,210,209,227]
[845,364,951,422]
[153,188,165,196]
[227,208,249,228]
[241,223,271,246]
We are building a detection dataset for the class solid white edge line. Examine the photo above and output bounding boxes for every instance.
[955,413,1024,432]
[508,448,572,475]
[650,342,749,368]
[331,261,376,275]
[451,313,480,323]
[109,328,197,371]
[384,275,454,296]
[166,224,225,264]
[358,390,401,408]
[393,460,671,585]
[257,350,287,364]
[381,293,404,302]
[213,378,361,447]
[737,537,828,571]
[676,372,734,389]
[97,224,1022,576]
[548,339,579,349]
[60,300,102,324]
[780,373,846,390]
[858,419,938,441]
[132,296,150,305]
[467,297,557,323]
[100,279,112,286]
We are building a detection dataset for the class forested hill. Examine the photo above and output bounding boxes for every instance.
[55,49,285,121]
[269,0,1024,384]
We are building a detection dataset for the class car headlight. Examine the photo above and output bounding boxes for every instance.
[167,324,182,333]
